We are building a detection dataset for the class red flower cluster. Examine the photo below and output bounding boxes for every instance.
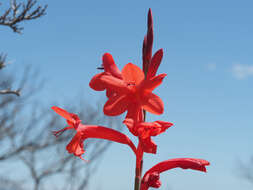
[52,8,209,190]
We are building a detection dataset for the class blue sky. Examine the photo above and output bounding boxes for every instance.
[1,0,253,189]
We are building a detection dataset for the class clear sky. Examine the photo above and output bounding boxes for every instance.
[1,0,253,190]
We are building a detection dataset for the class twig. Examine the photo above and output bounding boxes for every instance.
[0,0,47,33]
[0,89,20,96]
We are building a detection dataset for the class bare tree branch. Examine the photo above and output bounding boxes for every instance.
[0,53,7,69]
[0,88,20,96]
[0,54,22,96]
[0,0,47,33]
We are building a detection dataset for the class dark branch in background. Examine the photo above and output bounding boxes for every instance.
[0,1,117,189]
[0,88,20,96]
[0,0,47,97]
[0,53,7,69]
[0,54,21,96]
[0,70,122,190]
[0,0,47,33]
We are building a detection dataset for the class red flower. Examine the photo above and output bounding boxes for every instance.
[123,119,173,154]
[52,106,136,160]
[141,158,210,190]
[90,62,166,117]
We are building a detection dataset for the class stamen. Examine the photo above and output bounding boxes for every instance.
[80,155,89,163]
[97,66,104,70]
[52,126,73,137]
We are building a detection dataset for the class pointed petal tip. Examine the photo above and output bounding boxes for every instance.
[148,8,152,17]
[160,73,167,79]
[157,48,163,54]
[51,106,58,111]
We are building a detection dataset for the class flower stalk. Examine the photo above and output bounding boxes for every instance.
[51,8,210,190]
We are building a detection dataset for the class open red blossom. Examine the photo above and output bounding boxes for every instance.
[123,118,173,154]
[90,62,166,117]
[141,158,210,190]
[52,106,136,160]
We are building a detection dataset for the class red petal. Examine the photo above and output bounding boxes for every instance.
[102,53,122,79]
[79,125,137,155]
[142,93,164,115]
[90,72,130,94]
[139,121,173,137]
[66,133,85,158]
[51,106,77,123]
[141,73,166,93]
[122,63,145,85]
[100,73,130,94]
[89,73,107,91]
[140,137,157,154]
[103,94,129,116]
[146,49,163,79]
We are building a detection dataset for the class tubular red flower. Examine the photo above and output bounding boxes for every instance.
[90,63,166,117]
[52,106,136,160]
[141,158,210,190]
[123,119,173,154]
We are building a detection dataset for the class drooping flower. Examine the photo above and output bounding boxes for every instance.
[52,106,136,160]
[141,158,210,190]
[123,118,173,154]
[90,63,166,117]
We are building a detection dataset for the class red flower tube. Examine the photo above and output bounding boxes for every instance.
[52,106,136,160]
[141,158,210,190]
[124,118,173,154]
